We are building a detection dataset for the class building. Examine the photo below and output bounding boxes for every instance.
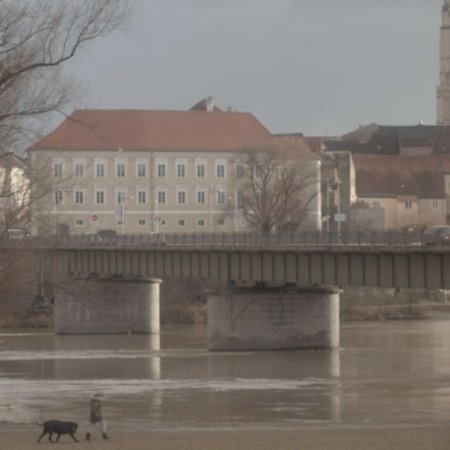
[29,99,321,236]
[324,124,450,229]
[0,153,29,234]
[352,154,450,229]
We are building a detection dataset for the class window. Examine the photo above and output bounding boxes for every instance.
[196,163,206,178]
[116,163,126,178]
[197,219,205,227]
[217,219,225,227]
[197,190,206,204]
[74,162,84,178]
[432,200,439,209]
[236,163,244,178]
[137,163,147,178]
[54,190,63,205]
[138,219,147,226]
[216,163,225,178]
[405,200,413,209]
[75,219,84,227]
[53,163,63,178]
[157,163,166,178]
[74,190,84,205]
[137,190,147,204]
[96,163,105,178]
[176,161,187,178]
[157,190,166,204]
[117,190,126,204]
[216,190,225,205]
[177,190,187,205]
[159,218,167,226]
[178,218,186,227]
[95,190,105,204]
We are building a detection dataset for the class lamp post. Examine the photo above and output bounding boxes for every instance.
[209,188,213,233]
[229,188,239,233]
[154,191,159,233]
[325,177,330,234]
[332,177,341,243]
[53,187,72,235]
[120,194,133,236]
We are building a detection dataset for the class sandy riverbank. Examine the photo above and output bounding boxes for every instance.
[3,427,450,450]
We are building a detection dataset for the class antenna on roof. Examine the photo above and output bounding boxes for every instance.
[206,97,214,112]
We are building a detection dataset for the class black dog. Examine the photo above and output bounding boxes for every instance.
[37,420,79,443]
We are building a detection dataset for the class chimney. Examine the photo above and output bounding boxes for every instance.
[206,96,214,112]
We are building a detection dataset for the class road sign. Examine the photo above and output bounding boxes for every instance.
[334,213,346,222]
[91,214,98,222]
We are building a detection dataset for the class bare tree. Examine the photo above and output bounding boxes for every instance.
[236,137,321,233]
[0,0,134,320]
[0,0,134,154]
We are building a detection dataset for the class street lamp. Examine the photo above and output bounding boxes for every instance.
[209,188,213,233]
[228,188,239,233]
[332,178,341,242]
[120,194,133,236]
[53,187,72,235]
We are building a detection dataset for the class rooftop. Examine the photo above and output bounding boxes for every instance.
[31,102,272,153]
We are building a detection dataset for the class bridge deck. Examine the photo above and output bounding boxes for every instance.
[49,245,450,290]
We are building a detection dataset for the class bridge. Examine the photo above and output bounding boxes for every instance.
[41,230,450,290]
[5,231,450,350]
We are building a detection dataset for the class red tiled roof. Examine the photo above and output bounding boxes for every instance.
[353,154,450,198]
[30,109,272,152]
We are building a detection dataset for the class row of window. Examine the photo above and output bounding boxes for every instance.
[74,217,226,228]
[371,200,440,210]
[55,188,238,206]
[53,159,245,180]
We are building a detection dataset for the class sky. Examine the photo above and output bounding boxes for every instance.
[65,0,444,136]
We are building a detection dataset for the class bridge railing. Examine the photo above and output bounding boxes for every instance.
[24,229,431,249]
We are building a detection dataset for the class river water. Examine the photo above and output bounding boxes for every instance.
[0,321,450,431]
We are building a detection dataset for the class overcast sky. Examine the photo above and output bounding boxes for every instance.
[65,0,443,136]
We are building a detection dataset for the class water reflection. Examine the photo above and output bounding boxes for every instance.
[0,322,449,430]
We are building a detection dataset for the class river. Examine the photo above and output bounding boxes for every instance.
[0,321,449,431]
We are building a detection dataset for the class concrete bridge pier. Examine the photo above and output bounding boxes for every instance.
[54,276,162,335]
[207,285,340,351]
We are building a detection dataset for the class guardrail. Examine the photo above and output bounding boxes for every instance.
[7,229,440,249]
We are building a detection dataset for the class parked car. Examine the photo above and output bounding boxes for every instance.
[97,229,117,238]
[148,232,166,246]
[32,295,53,310]
[423,226,450,246]
[96,229,118,245]
[7,228,29,240]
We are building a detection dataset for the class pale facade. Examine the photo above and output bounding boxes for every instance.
[0,153,29,232]
[362,197,446,229]
[30,150,249,235]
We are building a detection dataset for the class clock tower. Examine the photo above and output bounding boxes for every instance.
[437,1,450,124]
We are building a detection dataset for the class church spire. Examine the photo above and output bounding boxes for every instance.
[437,1,450,125]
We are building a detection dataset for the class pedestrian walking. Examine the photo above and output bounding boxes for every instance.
[85,392,108,441]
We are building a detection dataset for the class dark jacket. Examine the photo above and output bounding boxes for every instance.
[89,398,103,423]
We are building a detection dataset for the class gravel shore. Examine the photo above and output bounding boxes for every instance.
[5,427,450,450]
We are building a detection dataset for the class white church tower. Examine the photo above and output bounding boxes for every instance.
[437,1,450,125]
